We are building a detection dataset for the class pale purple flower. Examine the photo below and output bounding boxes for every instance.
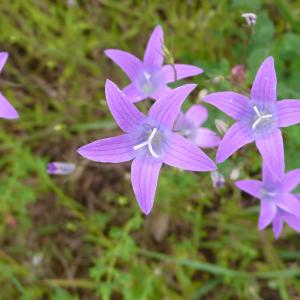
[174,104,220,148]
[204,56,300,179]
[0,52,18,119]
[241,13,257,26]
[210,170,225,189]
[47,162,75,175]
[105,26,203,103]
[236,164,300,238]
[77,80,216,215]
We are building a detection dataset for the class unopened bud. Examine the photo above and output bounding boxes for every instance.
[47,162,75,175]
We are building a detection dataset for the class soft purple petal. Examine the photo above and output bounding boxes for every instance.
[123,83,144,103]
[193,128,220,148]
[276,100,300,127]
[131,155,162,215]
[274,193,300,217]
[186,105,208,127]
[150,85,172,101]
[272,213,284,239]
[282,169,300,192]
[143,25,164,67]
[204,92,250,120]
[164,133,216,171]
[294,193,300,200]
[162,64,204,84]
[0,94,19,119]
[282,211,300,234]
[255,129,284,180]
[262,162,277,185]
[105,49,143,81]
[77,134,135,163]
[235,180,262,198]
[258,200,277,230]
[149,84,196,129]
[251,56,277,103]
[105,80,146,132]
[216,122,254,163]
[0,52,8,73]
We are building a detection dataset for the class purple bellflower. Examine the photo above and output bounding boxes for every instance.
[77,80,216,215]
[174,104,220,148]
[105,26,203,103]
[204,56,300,179]
[236,164,300,238]
[0,52,18,119]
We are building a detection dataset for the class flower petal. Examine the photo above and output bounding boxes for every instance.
[282,169,300,192]
[186,104,208,127]
[164,133,216,171]
[77,134,135,163]
[123,83,144,103]
[204,92,250,120]
[0,94,19,119]
[149,84,196,129]
[255,129,284,180]
[235,180,262,198]
[272,212,284,239]
[282,211,300,234]
[105,49,143,81]
[143,25,164,67]
[258,200,277,230]
[251,56,277,103]
[131,155,162,215]
[193,128,220,148]
[276,100,300,127]
[216,122,254,163]
[0,52,8,73]
[105,80,146,132]
[162,64,204,84]
[274,193,300,217]
[150,85,172,101]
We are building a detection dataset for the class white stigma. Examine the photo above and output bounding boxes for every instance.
[133,128,159,158]
[144,72,151,81]
[252,106,273,130]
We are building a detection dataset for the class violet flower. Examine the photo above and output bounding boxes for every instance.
[204,56,300,179]
[105,26,203,103]
[77,80,216,214]
[0,52,18,119]
[174,104,220,148]
[47,162,75,175]
[236,164,300,238]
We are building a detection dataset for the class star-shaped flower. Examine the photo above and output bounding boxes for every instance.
[236,164,300,238]
[174,104,220,148]
[77,80,216,214]
[0,52,18,119]
[204,56,300,179]
[105,26,203,103]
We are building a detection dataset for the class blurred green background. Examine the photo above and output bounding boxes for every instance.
[1,1,300,299]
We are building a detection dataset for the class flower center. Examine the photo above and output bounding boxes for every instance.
[252,106,273,130]
[133,128,160,158]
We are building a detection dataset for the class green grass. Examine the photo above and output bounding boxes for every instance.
[0,1,300,299]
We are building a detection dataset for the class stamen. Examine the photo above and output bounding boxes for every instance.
[144,72,151,81]
[133,128,159,158]
[252,106,273,130]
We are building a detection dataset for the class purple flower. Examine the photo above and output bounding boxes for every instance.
[105,26,203,103]
[77,80,216,215]
[174,104,220,148]
[47,162,75,175]
[236,164,300,238]
[0,52,18,119]
[204,56,300,179]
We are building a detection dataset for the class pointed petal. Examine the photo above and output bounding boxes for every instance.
[0,94,18,119]
[77,134,135,163]
[150,85,172,101]
[193,128,220,148]
[282,169,300,192]
[262,163,277,185]
[162,64,204,84]
[186,104,208,127]
[276,100,300,127]
[282,211,300,234]
[216,122,254,163]
[274,193,300,217]
[235,180,262,198]
[149,84,196,129]
[105,49,143,81]
[164,133,216,171]
[131,155,162,215]
[251,56,277,103]
[258,200,277,230]
[204,92,250,120]
[0,52,8,73]
[272,212,284,239]
[123,83,144,103]
[105,80,146,132]
[143,25,164,67]
[255,129,284,180]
